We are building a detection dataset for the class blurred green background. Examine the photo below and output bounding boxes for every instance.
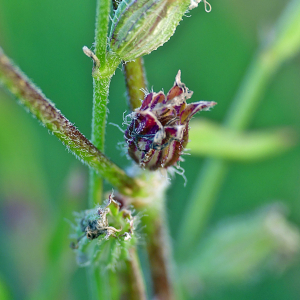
[0,0,300,299]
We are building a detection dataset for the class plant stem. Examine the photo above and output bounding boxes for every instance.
[144,203,174,300]
[123,57,147,111]
[92,0,112,151]
[87,264,111,300]
[87,1,119,299]
[94,0,111,68]
[89,0,112,205]
[176,0,300,259]
[0,48,140,197]
[89,75,112,206]
[123,248,147,300]
[121,57,173,299]
[121,53,172,300]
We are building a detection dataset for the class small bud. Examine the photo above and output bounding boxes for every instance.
[70,193,137,268]
[109,0,199,61]
[124,71,216,170]
[83,46,100,75]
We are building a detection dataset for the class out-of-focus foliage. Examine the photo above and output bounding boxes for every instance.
[0,276,11,300]
[0,0,300,299]
[188,119,296,161]
[180,205,300,291]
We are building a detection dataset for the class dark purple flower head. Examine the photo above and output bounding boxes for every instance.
[124,71,216,170]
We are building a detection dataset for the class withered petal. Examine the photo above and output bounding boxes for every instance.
[167,84,183,101]
[180,101,217,123]
[133,111,162,135]
[150,92,166,109]
[164,125,185,140]
[140,92,153,110]
[167,70,193,104]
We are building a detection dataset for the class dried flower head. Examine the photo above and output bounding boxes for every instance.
[124,71,216,170]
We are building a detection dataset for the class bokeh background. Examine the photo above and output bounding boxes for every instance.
[0,0,300,299]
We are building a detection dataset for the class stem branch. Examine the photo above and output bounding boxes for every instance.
[124,248,147,300]
[89,75,112,206]
[144,204,174,300]
[123,57,147,111]
[89,0,112,205]
[0,48,140,197]
[94,0,111,67]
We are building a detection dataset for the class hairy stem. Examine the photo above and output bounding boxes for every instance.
[89,0,112,205]
[0,48,140,196]
[123,248,147,300]
[91,77,111,152]
[88,1,120,298]
[89,75,112,206]
[123,57,147,111]
[94,0,111,68]
[177,0,300,259]
[121,55,172,300]
[144,204,174,300]
[121,55,173,299]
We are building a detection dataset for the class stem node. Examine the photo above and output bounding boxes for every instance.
[83,46,100,76]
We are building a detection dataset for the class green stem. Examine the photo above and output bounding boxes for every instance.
[87,266,101,300]
[123,57,147,111]
[87,1,119,299]
[92,0,112,149]
[89,75,112,206]
[123,248,147,300]
[176,0,300,259]
[89,0,111,205]
[144,202,174,300]
[87,264,111,300]
[91,77,111,152]
[0,48,140,197]
[89,169,103,207]
[94,0,111,67]
[224,55,274,130]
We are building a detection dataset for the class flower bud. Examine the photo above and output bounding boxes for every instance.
[70,193,137,267]
[109,0,193,61]
[124,71,216,170]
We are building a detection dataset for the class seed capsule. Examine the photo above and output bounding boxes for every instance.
[109,0,193,61]
[124,71,216,170]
